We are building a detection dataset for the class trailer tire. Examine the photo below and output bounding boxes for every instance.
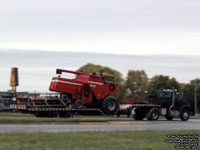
[102,96,118,115]
[180,110,190,121]
[65,112,73,118]
[147,109,160,121]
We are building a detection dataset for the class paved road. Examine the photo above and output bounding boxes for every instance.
[0,119,200,132]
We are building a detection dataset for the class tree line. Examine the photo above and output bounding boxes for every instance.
[79,63,200,114]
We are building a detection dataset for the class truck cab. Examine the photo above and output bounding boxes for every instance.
[158,89,191,121]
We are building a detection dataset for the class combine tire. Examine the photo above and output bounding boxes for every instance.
[102,96,118,115]
[60,93,71,104]
[74,100,84,109]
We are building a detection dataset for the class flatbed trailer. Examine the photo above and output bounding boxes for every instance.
[10,93,107,118]
[9,88,191,121]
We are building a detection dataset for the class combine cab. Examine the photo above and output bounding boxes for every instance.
[49,69,119,115]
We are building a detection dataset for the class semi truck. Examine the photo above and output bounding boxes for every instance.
[10,68,191,121]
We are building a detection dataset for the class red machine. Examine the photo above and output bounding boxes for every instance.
[49,69,119,114]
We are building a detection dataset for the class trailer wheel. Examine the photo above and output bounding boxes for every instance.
[65,112,73,118]
[102,96,118,115]
[180,110,190,121]
[147,109,160,121]
[52,112,60,118]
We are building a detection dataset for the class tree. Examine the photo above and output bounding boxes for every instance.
[181,79,200,115]
[78,63,126,100]
[125,70,148,97]
[147,75,180,95]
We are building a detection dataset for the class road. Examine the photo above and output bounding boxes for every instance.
[0,119,200,132]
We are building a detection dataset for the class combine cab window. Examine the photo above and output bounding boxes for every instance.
[59,73,77,79]
[103,75,115,82]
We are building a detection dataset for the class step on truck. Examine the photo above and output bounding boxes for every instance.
[10,68,191,121]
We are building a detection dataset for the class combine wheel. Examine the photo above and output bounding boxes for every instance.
[74,100,84,109]
[60,93,71,104]
[102,96,118,115]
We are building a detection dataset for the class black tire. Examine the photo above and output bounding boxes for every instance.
[180,110,190,121]
[147,109,160,121]
[165,115,174,121]
[60,93,70,104]
[65,112,73,118]
[102,96,118,115]
[134,113,145,120]
[74,100,84,109]
[52,112,60,118]
[165,111,174,120]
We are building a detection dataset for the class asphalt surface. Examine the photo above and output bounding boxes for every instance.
[0,119,200,132]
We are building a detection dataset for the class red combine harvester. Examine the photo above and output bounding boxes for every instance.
[49,68,119,114]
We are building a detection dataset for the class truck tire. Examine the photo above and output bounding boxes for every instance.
[165,114,174,121]
[147,109,160,121]
[180,110,190,121]
[102,96,118,115]
[134,113,145,120]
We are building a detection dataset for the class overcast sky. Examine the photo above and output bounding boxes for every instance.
[1,50,200,92]
[0,0,200,55]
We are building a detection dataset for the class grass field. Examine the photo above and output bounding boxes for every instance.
[0,130,199,150]
[0,112,199,124]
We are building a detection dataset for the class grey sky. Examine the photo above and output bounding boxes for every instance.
[0,50,200,92]
[0,0,200,55]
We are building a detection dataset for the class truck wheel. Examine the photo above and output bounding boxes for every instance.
[180,110,190,121]
[74,100,84,109]
[134,113,145,120]
[102,96,118,115]
[165,114,174,121]
[147,109,160,121]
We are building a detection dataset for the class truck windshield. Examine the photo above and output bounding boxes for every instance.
[158,92,172,98]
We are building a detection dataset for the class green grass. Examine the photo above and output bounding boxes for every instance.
[0,130,199,150]
[191,116,200,119]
